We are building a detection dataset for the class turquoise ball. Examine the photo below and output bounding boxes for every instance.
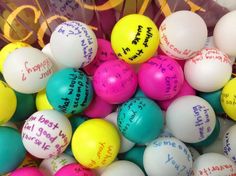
[133,88,147,98]
[46,68,93,114]
[118,97,164,144]
[198,90,224,114]
[0,127,26,174]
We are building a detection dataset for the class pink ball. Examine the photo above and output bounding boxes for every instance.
[83,39,118,76]
[158,79,196,110]
[138,55,184,101]
[83,95,115,118]
[55,163,95,176]
[93,60,138,104]
[10,167,44,176]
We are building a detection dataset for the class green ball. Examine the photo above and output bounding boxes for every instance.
[198,90,224,114]
[69,116,88,133]
[0,127,26,174]
[11,91,36,122]
[191,117,220,148]
[118,146,146,172]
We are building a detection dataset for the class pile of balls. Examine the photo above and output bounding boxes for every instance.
[0,9,236,176]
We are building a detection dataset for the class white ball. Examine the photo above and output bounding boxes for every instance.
[143,137,192,176]
[50,21,98,68]
[101,160,145,176]
[2,47,54,94]
[39,153,76,176]
[223,125,236,163]
[214,0,236,11]
[192,153,236,176]
[105,112,135,153]
[184,48,232,92]
[41,43,67,71]
[166,96,216,143]
[214,11,236,57]
[22,110,72,159]
[159,10,207,60]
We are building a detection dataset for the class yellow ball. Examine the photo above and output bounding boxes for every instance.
[0,42,30,72]
[36,89,53,111]
[221,78,236,120]
[72,119,120,168]
[0,81,17,124]
[111,14,159,64]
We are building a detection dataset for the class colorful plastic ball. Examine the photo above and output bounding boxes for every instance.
[10,167,44,176]
[159,10,207,60]
[118,146,146,172]
[133,88,147,98]
[111,14,159,64]
[39,154,76,176]
[184,48,232,92]
[46,68,93,114]
[144,137,192,176]
[72,119,120,168]
[101,160,145,176]
[84,95,115,118]
[214,11,236,57]
[138,55,184,101]
[36,89,53,111]
[55,163,95,176]
[192,153,236,176]
[0,127,26,175]
[221,78,236,120]
[223,125,236,163]
[11,91,36,122]
[41,43,67,71]
[192,117,220,148]
[0,81,17,125]
[0,42,30,73]
[93,60,137,104]
[22,110,72,159]
[105,112,135,153]
[198,89,224,114]
[50,21,98,68]
[83,39,118,76]
[118,97,164,144]
[2,47,54,94]
[166,95,216,143]
[158,79,196,110]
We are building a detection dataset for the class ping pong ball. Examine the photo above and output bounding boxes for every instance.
[93,60,137,104]
[72,119,120,168]
[2,47,54,94]
[143,137,192,176]
[184,48,232,92]
[10,167,44,176]
[214,11,236,57]
[0,42,30,72]
[39,153,76,176]
[166,95,216,143]
[105,112,135,153]
[223,125,236,163]
[101,160,145,176]
[192,153,236,176]
[221,78,236,120]
[22,110,72,159]
[111,14,159,64]
[0,81,17,125]
[55,163,96,176]
[138,55,184,101]
[159,10,207,60]
[50,21,98,68]
[36,89,53,111]
[117,97,164,144]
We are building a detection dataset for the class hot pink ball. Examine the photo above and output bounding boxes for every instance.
[138,55,184,101]
[158,79,196,110]
[83,95,115,118]
[10,167,44,176]
[55,163,95,176]
[83,39,118,76]
[93,60,138,104]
